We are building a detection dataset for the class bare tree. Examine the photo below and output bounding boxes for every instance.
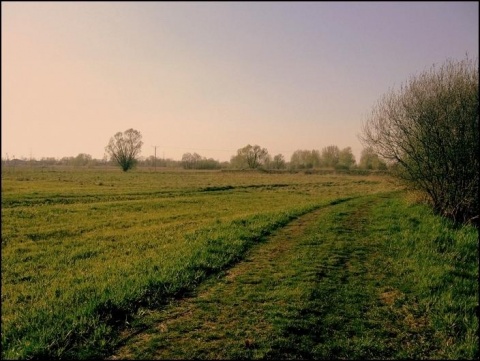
[105,129,143,172]
[360,56,479,226]
[231,144,270,169]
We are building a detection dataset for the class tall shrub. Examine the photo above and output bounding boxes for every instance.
[360,57,479,226]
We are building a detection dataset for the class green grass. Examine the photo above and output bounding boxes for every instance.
[263,193,478,360]
[109,192,478,360]
[1,167,478,359]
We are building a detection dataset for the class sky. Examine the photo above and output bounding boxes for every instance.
[2,2,478,162]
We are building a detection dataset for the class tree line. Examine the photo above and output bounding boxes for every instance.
[3,144,386,172]
[228,144,387,171]
[99,129,386,172]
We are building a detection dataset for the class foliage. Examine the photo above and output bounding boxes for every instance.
[321,145,340,167]
[181,152,221,170]
[289,149,321,169]
[182,152,202,169]
[338,147,356,169]
[105,129,143,172]
[73,153,93,167]
[270,154,286,169]
[360,56,479,226]
[289,147,355,170]
[230,144,270,169]
[359,147,388,170]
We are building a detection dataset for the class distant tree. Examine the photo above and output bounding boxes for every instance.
[40,157,58,166]
[231,144,270,169]
[271,154,286,169]
[360,56,479,226]
[182,152,220,169]
[182,152,202,169]
[229,153,248,169]
[197,157,221,170]
[105,128,143,172]
[337,147,356,169]
[181,153,191,169]
[359,147,387,170]
[60,156,75,166]
[321,145,340,168]
[290,149,321,169]
[73,153,93,167]
[142,155,156,167]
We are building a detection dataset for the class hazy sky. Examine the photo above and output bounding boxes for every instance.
[2,2,478,162]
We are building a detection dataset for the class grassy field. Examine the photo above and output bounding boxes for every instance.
[1,167,478,359]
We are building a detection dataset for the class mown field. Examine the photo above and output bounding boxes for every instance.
[1,167,478,360]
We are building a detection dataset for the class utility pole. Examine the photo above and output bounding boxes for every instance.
[152,145,158,172]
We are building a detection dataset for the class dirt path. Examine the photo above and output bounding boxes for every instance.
[108,205,329,360]
[108,194,438,359]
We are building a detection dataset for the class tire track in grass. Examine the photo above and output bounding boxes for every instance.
[265,192,439,360]
[108,192,438,359]
[108,201,339,360]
